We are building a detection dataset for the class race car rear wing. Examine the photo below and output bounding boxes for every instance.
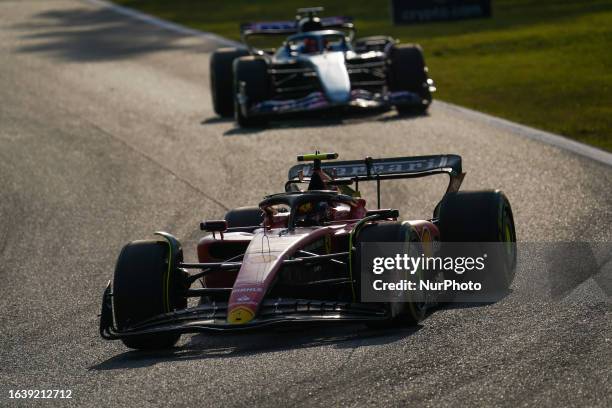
[240,16,354,36]
[288,154,461,179]
[240,16,354,52]
[287,154,465,208]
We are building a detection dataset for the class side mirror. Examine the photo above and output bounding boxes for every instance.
[200,220,228,233]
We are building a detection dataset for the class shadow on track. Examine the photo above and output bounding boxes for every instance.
[90,323,422,371]
[112,242,607,373]
[89,295,503,372]
[201,117,234,125]
[12,8,219,62]
[216,109,429,136]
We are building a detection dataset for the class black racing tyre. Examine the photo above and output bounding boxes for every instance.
[113,240,187,350]
[354,222,426,328]
[438,190,517,295]
[224,206,264,228]
[233,56,270,127]
[388,44,431,114]
[210,48,249,117]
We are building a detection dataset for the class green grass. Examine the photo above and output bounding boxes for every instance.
[116,0,612,151]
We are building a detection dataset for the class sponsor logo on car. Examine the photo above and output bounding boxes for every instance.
[227,306,255,324]
[233,287,263,293]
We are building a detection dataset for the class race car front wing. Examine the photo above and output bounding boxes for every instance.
[247,89,428,116]
[99,282,388,340]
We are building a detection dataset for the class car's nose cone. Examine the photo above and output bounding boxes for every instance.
[306,52,351,104]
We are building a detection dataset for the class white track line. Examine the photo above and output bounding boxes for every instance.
[435,101,612,167]
[83,0,612,167]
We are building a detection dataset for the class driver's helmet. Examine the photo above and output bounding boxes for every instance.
[298,16,323,33]
[303,37,319,54]
[296,201,329,226]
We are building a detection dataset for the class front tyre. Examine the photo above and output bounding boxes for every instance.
[388,44,432,114]
[113,240,187,350]
[354,222,426,328]
[233,56,270,127]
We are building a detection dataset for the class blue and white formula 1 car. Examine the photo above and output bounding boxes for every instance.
[209,7,436,127]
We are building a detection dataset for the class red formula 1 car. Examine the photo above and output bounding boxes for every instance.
[100,153,516,350]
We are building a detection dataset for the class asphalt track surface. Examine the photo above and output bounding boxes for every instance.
[1,1,611,406]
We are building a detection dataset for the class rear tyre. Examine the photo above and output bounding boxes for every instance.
[210,48,249,117]
[113,240,187,350]
[233,56,270,127]
[224,206,264,228]
[388,44,432,114]
[354,222,426,328]
[438,190,517,296]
